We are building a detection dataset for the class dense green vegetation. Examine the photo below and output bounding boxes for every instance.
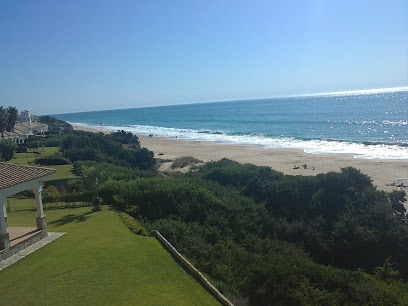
[39,115,73,133]
[0,140,16,161]
[97,160,408,304]
[0,106,21,160]
[5,116,408,305]
[60,130,154,170]
[2,207,218,305]
[0,105,18,138]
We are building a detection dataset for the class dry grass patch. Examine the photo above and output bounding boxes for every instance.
[171,156,203,169]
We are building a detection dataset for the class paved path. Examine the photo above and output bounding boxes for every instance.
[0,232,66,272]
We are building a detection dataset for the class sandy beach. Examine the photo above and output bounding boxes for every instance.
[72,124,408,193]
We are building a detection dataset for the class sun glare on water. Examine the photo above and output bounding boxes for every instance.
[311,86,408,97]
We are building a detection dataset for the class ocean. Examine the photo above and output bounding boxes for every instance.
[53,88,408,160]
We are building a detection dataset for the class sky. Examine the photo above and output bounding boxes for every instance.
[0,0,407,115]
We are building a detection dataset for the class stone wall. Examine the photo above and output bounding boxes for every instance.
[150,230,233,306]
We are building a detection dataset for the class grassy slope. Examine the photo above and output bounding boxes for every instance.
[43,164,78,181]
[0,207,218,305]
[10,147,78,180]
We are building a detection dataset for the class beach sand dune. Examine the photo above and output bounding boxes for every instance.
[73,125,408,193]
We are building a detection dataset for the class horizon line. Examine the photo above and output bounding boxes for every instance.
[303,86,408,97]
[51,85,408,116]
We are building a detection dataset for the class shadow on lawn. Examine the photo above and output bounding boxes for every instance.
[48,211,94,227]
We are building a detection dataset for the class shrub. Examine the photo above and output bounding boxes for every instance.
[119,212,148,236]
[109,130,140,148]
[42,137,63,147]
[0,140,16,161]
[42,185,60,203]
[60,130,155,170]
[34,152,70,165]
[16,144,27,153]
[39,115,73,132]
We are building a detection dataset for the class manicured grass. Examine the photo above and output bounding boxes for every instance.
[10,147,79,181]
[12,147,60,165]
[5,198,36,212]
[9,157,35,166]
[43,165,78,180]
[0,208,219,305]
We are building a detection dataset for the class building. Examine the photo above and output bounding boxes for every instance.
[20,110,31,124]
[0,163,55,260]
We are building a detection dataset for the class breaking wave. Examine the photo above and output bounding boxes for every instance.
[70,122,408,160]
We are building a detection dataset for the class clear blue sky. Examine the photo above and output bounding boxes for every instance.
[0,0,407,114]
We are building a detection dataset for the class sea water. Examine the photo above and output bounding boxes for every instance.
[53,88,408,160]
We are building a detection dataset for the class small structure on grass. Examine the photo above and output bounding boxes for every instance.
[0,162,55,259]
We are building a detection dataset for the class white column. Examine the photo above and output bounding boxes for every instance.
[3,200,7,227]
[32,184,47,233]
[0,196,10,250]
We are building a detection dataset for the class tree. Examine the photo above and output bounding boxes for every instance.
[374,257,400,283]
[6,106,18,132]
[27,140,40,153]
[82,166,111,211]
[109,130,140,149]
[0,140,16,161]
[0,106,7,139]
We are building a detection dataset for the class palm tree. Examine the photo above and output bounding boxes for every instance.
[6,106,18,132]
[0,106,8,140]
[82,166,111,211]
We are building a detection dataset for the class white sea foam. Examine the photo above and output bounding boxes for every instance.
[70,122,408,160]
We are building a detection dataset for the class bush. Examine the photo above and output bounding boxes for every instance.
[36,158,70,166]
[109,130,140,148]
[42,185,60,203]
[0,140,16,161]
[34,152,70,165]
[42,137,63,147]
[39,115,73,132]
[16,144,27,153]
[60,130,155,170]
[60,191,94,202]
[26,139,40,152]
[74,161,157,180]
[118,212,148,236]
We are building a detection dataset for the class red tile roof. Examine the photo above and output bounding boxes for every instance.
[0,163,55,190]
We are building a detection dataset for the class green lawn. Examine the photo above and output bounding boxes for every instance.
[0,207,219,305]
[12,147,60,165]
[43,164,78,180]
[10,147,79,181]
[6,198,36,212]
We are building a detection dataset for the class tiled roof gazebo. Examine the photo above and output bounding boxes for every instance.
[0,162,55,253]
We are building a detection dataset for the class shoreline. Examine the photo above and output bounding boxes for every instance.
[71,124,408,193]
[67,122,408,160]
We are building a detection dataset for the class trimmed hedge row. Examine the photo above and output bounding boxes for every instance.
[118,212,148,236]
[34,157,70,165]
